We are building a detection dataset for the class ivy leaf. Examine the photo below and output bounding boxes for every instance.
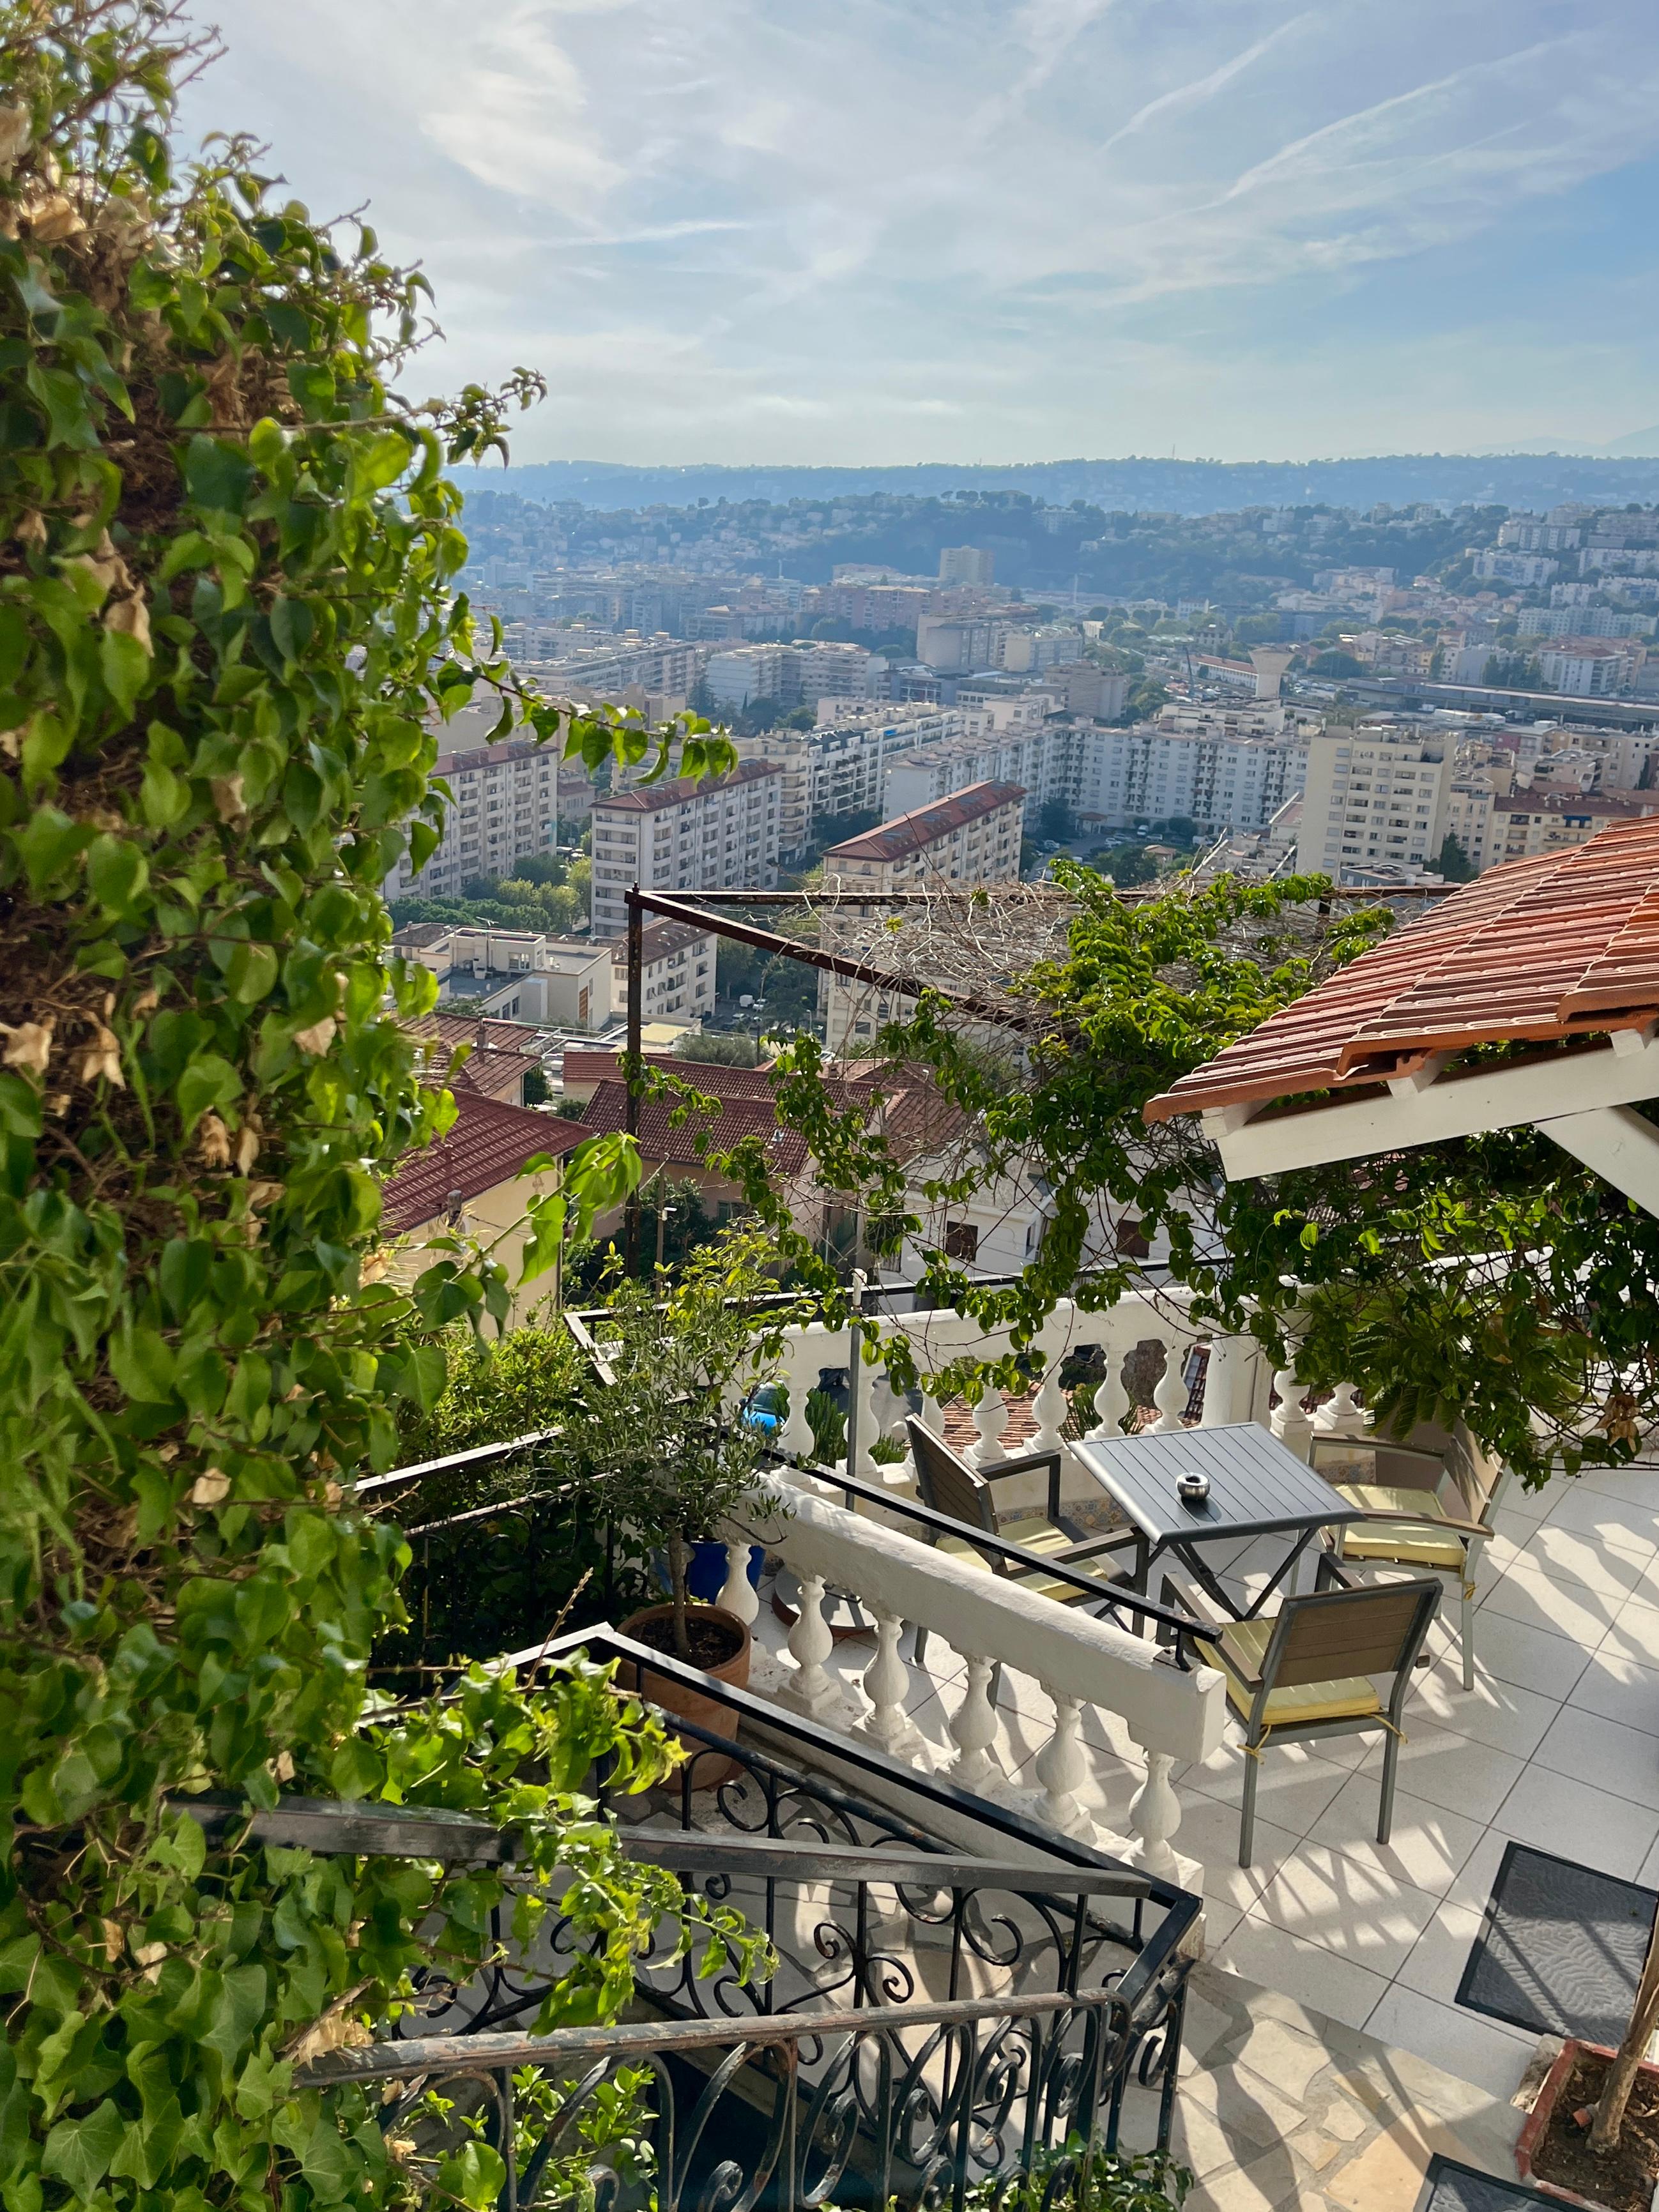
[13,807,91,894]
[175,1051,241,1129]
[41,2100,124,2200]
[224,942,278,1004]
[199,1964,266,2063]
[183,435,254,517]
[436,2141,507,2212]
[100,629,151,717]
[86,834,147,915]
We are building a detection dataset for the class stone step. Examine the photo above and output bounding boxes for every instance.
[1116,1960,1527,2212]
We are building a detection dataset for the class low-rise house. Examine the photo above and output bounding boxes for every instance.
[378,1091,593,1320]
[406,1011,547,1106]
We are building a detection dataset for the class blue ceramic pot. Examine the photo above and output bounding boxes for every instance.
[653,1539,765,1603]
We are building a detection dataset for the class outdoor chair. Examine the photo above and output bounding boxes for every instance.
[1161,1559,1441,1866]
[1310,1415,1508,1691]
[905,1417,1138,1671]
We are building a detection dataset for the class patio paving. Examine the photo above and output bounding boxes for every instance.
[752,1450,1659,2109]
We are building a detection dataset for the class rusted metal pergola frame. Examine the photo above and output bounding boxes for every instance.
[618,880,1447,1265]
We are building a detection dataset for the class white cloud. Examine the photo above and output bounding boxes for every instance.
[184,0,1659,462]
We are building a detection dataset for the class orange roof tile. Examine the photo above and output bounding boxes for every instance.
[1143,816,1659,1125]
[381,1092,593,1234]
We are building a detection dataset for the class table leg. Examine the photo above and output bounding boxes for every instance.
[1240,1527,1320,1619]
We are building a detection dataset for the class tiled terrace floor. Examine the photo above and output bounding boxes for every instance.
[754,1452,1659,2107]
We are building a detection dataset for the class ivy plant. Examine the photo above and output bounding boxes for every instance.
[0,10,743,2212]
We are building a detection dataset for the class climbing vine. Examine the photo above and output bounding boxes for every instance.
[0,8,742,2212]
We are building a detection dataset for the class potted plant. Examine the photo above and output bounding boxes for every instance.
[1517,1916,1659,2208]
[556,1232,800,1773]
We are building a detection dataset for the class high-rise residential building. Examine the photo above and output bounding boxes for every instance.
[1492,788,1659,863]
[703,640,881,712]
[607,919,718,1028]
[383,737,561,903]
[1296,726,1456,880]
[588,759,783,938]
[938,545,995,586]
[738,705,962,858]
[882,718,1069,829]
[1076,706,1312,838]
[817,781,1025,1051]
[1536,642,1640,697]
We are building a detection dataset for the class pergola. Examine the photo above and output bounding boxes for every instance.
[1143,816,1659,1218]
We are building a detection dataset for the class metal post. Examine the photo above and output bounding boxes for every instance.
[623,886,643,1273]
[843,1269,865,1479]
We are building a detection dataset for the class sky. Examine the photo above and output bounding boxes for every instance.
[181,0,1659,468]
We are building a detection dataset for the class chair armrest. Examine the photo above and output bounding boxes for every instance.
[1315,1550,1360,1592]
[1054,1530,1139,1566]
[981,1445,1064,1522]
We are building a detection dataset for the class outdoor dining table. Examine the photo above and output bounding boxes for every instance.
[1069,1421,1366,1623]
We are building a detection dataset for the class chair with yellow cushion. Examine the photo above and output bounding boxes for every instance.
[905,1417,1138,1672]
[1162,1559,1441,1866]
[1311,1418,1508,1692]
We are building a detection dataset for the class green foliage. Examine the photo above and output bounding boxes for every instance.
[674,1030,759,1067]
[1308,650,1365,676]
[1436,832,1476,882]
[0,14,742,2212]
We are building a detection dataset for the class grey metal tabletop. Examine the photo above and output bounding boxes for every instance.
[1070,1422,1364,1548]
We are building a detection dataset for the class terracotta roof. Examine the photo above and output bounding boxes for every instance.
[1144,816,1659,1125]
[593,760,782,814]
[822,781,1027,864]
[576,1079,811,1177]
[607,919,715,965]
[381,1092,592,1235]
[560,1049,777,1099]
[406,1012,543,1106]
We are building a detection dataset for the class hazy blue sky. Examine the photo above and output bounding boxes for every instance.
[183,0,1659,467]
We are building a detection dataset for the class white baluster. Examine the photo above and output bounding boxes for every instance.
[1149,1342,1190,1433]
[920,1391,945,1437]
[1313,1381,1369,1437]
[850,1345,880,1481]
[856,1608,926,1761]
[1031,1361,1068,1456]
[1128,1750,1183,1882]
[1198,1334,1251,1427]
[716,1540,760,1628]
[947,1652,1000,1792]
[1089,1357,1131,1440]
[969,1385,1009,1468]
[1269,1348,1314,1463]
[778,1571,841,1719]
[1034,1688,1097,1842]
[779,1333,821,1461]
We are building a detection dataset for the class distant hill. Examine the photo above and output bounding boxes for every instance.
[458,452,1659,519]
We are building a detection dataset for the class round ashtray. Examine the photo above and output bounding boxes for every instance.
[1176,1473,1211,1507]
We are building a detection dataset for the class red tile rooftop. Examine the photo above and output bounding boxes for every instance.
[381,1092,593,1235]
[1143,815,1659,1125]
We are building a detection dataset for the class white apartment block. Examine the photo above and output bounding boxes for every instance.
[521,634,705,705]
[608,919,717,1028]
[705,640,881,712]
[1471,550,1558,587]
[817,781,1025,1053]
[742,705,963,858]
[1297,728,1456,880]
[589,759,784,938]
[938,546,995,585]
[1493,789,1659,863]
[1076,708,1311,837]
[1536,643,1639,697]
[384,738,561,902]
[882,718,1071,829]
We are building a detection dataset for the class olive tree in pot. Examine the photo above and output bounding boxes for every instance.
[556,1230,803,1753]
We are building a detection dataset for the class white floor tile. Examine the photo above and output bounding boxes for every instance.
[1571,1646,1659,1744]
[1362,1985,1533,2100]
[1171,1790,1299,1914]
[1602,1595,1659,1669]
[1350,1727,1526,1824]
[1492,1764,1659,1879]
[1490,1521,1649,1603]
[1393,1894,1489,2007]
[1532,1704,1659,1812]
[1410,1659,1561,1759]
[1184,1746,1353,1835]
[1246,1842,1442,1978]
[1456,1608,1591,1701]
[1211,1907,1393,2033]
[1306,1777,1487,1898]
[1543,1483,1659,1561]
[1480,1560,1626,1647]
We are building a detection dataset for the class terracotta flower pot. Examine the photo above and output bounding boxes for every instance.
[1516,2037,1659,2210]
[618,1601,751,1789]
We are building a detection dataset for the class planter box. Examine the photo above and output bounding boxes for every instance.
[1516,2037,1659,2211]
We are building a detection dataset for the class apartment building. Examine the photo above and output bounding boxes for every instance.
[1493,788,1659,862]
[882,717,1071,829]
[608,919,717,1027]
[1471,550,1558,587]
[817,782,1025,1051]
[1296,727,1456,880]
[1536,641,1640,697]
[1076,706,1311,837]
[588,759,783,938]
[704,640,880,711]
[938,546,995,585]
[383,738,560,902]
[739,705,962,858]
[520,633,705,708]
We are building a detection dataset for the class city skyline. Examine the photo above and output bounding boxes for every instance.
[190,0,1659,468]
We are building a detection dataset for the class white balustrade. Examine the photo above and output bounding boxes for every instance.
[1269,1347,1315,1463]
[1314,1380,1370,1437]
[717,1542,760,1628]
[969,1385,1009,1467]
[746,1481,1225,1885]
[1148,1344,1190,1433]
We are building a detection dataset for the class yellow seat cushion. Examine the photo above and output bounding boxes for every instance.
[1195,1616,1382,1727]
[937,1516,1117,1607]
[1333,1484,1467,1571]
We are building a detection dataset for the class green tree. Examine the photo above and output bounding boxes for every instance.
[1436,832,1477,881]
[0,14,742,2212]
